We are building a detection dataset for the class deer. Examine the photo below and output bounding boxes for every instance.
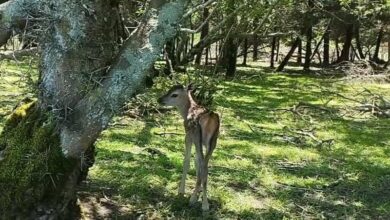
[157,84,220,211]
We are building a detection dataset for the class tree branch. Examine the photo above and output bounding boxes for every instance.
[0,0,40,46]
[182,0,216,19]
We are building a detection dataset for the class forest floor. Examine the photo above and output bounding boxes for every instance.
[1,60,390,219]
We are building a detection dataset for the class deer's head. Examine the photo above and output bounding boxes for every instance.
[158,84,194,107]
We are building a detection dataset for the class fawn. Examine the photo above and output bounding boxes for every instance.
[158,84,220,211]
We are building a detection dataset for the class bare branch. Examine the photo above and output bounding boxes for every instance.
[0,0,41,46]
[182,0,216,19]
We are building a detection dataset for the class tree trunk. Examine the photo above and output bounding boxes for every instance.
[270,36,276,68]
[355,24,365,59]
[276,37,280,62]
[372,25,384,63]
[335,38,340,60]
[304,27,313,70]
[253,34,259,61]
[242,37,248,66]
[303,0,314,70]
[323,26,330,66]
[297,39,302,65]
[205,47,210,65]
[224,0,237,77]
[194,0,209,65]
[164,39,176,75]
[0,0,189,218]
[337,24,353,63]
[276,37,301,72]
[225,37,238,78]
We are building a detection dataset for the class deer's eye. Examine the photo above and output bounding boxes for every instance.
[171,94,178,98]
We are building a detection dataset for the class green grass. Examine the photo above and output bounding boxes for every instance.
[1,61,390,219]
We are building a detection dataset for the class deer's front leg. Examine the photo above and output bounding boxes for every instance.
[178,134,192,195]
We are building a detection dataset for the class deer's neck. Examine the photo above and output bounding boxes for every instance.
[177,93,198,120]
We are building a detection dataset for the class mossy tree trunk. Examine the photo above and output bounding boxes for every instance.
[0,0,189,218]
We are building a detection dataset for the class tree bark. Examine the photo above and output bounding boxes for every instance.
[336,24,353,63]
[195,0,209,65]
[223,0,237,77]
[225,37,238,78]
[253,34,259,61]
[297,39,302,65]
[323,26,330,66]
[372,25,384,63]
[303,0,314,70]
[0,0,189,218]
[335,38,340,60]
[276,37,301,72]
[275,37,280,62]
[242,37,248,66]
[355,24,365,59]
[164,39,176,75]
[303,26,312,70]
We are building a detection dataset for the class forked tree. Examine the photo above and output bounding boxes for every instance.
[0,0,189,218]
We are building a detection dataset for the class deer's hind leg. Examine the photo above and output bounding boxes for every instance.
[179,134,192,195]
[201,128,218,211]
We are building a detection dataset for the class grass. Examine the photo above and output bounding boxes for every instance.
[1,60,390,219]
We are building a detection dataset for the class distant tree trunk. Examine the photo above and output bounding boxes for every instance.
[337,24,353,63]
[303,27,313,70]
[164,39,176,75]
[225,37,238,78]
[355,25,365,59]
[276,37,301,71]
[335,38,340,60]
[224,0,237,77]
[303,0,314,70]
[297,39,302,65]
[276,37,280,62]
[386,40,390,68]
[176,34,188,65]
[194,0,210,65]
[253,34,259,61]
[270,36,276,68]
[372,25,384,62]
[323,26,330,66]
[242,38,248,66]
[205,47,210,65]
